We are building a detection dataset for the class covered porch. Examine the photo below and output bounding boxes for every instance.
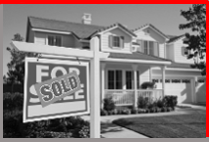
[100,52,171,108]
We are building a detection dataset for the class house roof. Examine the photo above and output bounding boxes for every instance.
[108,52,171,62]
[167,34,185,43]
[132,23,169,39]
[167,62,193,69]
[27,16,136,40]
[28,16,105,39]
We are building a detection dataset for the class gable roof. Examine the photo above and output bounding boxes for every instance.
[132,23,169,39]
[90,23,136,37]
[27,16,136,40]
[167,34,185,44]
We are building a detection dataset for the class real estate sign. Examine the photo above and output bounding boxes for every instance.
[23,57,90,123]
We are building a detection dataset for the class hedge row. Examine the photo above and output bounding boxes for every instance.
[3,93,90,138]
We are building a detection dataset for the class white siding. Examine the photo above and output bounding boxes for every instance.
[173,39,194,64]
[34,32,46,45]
[166,44,174,61]
[101,28,132,53]
[138,66,150,85]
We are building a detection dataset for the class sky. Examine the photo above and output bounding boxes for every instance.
[3,4,192,76]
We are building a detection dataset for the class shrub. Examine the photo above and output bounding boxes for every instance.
[155,98,166,108]
[101,109,108,116]
[122,109,131,115]
[103,97,115,111]
[141,82,156,89]
[3,93,23,111]
[137,96,149,109]
[131,108,138,114]
[163,96,178,108]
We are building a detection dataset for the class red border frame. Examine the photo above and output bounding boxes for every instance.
[1,2,208,137]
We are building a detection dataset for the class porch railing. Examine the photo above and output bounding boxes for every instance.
[105,90,134,106]
[105,89,163,106]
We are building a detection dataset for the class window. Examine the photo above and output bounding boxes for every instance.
[165,79,170,83]
[109,35,124,48]
[198,79,205,83]
[152,79,159,83]
[141,40,158,56]
[48,35,62,46]
[144,41,149,54]
[113,36,120,47]
[172,79,181,83]
[149,41,154,55]
[182,79,191,83]
[126,71,133,89]
[108,70,122,89]
[182,46,190,56]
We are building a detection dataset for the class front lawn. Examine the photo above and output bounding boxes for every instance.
[113,108,206,138]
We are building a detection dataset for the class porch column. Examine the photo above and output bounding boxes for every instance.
[132,64,138,108]
[161,66,166,97]
[101,63,106,108]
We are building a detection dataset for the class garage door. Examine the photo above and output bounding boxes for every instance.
[196,78,206,104]
[152,78,193,104]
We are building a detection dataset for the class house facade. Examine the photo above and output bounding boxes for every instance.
[25,14,206,107]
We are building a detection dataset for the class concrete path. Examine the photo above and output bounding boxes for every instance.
[101,123,148,138]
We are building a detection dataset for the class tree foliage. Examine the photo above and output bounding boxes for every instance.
[179,4,206,76]
[6,33,37,88]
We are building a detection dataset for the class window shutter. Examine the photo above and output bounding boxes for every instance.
[137,40,144,52]
[120,36,124,48]
[154,42,159,56]
[109,35,113,48]
[182,47,187,56]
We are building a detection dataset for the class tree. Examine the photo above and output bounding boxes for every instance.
[3,75,7,84]
[179,4,206,76]
[6,33,37,91]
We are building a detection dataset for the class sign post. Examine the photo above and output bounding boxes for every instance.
[90,36,100,138]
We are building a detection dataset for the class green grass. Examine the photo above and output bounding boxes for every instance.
[113,108,206,138]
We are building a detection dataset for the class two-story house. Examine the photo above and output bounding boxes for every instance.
[25,14,206,106]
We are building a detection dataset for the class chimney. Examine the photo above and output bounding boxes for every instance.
[82,13,92,24]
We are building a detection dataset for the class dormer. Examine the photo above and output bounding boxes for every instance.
[97,23,136,53]
[132,24,169,58]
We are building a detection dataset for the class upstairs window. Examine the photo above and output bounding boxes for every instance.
[138,40,159,56]
[48,35,62,46]
[109,35,124,48]
[113,36,120,47]
[182,46,190,56]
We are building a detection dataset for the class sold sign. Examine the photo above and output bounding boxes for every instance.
[34,71,81,108]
